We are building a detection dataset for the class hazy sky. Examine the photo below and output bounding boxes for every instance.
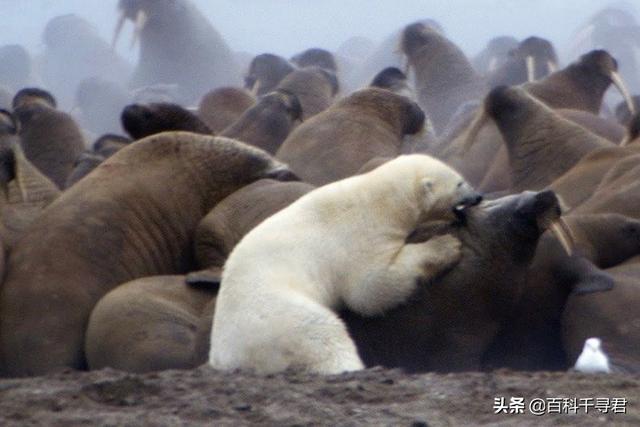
[0,0,637,63]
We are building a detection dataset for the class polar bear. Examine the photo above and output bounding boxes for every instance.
[209,154,482,374]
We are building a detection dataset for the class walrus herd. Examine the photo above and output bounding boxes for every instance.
[0,1,639,378]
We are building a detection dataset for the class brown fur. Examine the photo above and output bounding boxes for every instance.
[194,179,314,270]
[400,22,486,134]
[244,53,294,96]
[93,134,132,158]
[221,90,302,154]
[0,145,60,248]
[276,66,339,120]
[85,275,216,373]
[488,36,558,88]
[14,103,85,189]
[276,88,425,185]
[483,86,612,191]
[478,109,625,193]
[197,87,255,134]
[291,48,338,72]
[484,213,629,371]
[525,50,620,114]
[121,103,212,140]
[64,152,106,189]
[0,132,293,376]
[575,153,640,219]
[83,179,313,374]
[563,256,640,373]
[549,144,640,210]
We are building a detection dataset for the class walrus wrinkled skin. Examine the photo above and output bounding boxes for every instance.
[0,132,295,377]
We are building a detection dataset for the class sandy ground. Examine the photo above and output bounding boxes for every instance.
[1,366,638,426]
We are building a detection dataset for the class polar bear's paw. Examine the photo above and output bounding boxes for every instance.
[418,234,462,277]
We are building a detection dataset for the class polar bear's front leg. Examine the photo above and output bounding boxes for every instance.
[344,234,462,316]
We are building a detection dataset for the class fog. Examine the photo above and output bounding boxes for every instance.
[0,0,637,61]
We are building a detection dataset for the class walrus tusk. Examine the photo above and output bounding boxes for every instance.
[526,56,536,82]
[547,60,558,74]
[459,108,489,154]
[620,135,631,147]
[249,79,261,97]
[130,10,148,50]
[112,11,126,50]
[610,71,636,115]
[550,217,576,256]
[402,56,410,76]
[488,56,499,72]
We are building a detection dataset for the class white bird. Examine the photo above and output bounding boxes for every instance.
[574,337,610,373]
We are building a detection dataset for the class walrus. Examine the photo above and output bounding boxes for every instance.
[0,114,60,248]
[276,87,425,185]
[244,53,294,97]
[84,179,314,373]
[221,90,302,154]
[276,66,339,120]
[12,87,57,110]
[525,50,636,115]
[114,0,239,104]
[66,134,134,188]
[42,14,131,108]
[464,85,612,191]
[121,103,212,140]
[197,87,255,134]
[472,36,519,75]
[0,132,296,377]
[488,36,558,88]
[93,134,133,158]
[369,67,437,153]
[369,67,414,98]
[400,21,486,134]
[291,48,338,72]
[13,91,86,189]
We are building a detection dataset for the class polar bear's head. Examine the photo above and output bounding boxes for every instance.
[401,155,482,222]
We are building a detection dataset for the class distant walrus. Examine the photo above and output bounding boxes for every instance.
[198,87,255,134]
[114,0,240,104]
[276,87,425,185]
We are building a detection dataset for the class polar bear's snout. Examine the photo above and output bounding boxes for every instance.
[453,182,483,214]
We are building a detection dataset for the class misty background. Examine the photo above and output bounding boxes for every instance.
[0,0,637,63]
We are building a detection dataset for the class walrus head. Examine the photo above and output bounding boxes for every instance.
[574,50,635,114]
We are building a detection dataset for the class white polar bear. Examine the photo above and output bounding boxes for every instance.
[209,154,482,374]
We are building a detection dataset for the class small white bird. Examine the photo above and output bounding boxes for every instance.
[574,337,610,373]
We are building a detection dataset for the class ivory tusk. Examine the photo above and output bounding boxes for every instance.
[403,60,410,76]
[249,79,261,97]
[130,10,148,50]
[610,71,636,115]
[459,108,489,154]
[550,217,576,256]
[526,56,536,82]
[620,135,631,147]
[488,56,498,72]
[111,11,126,50]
